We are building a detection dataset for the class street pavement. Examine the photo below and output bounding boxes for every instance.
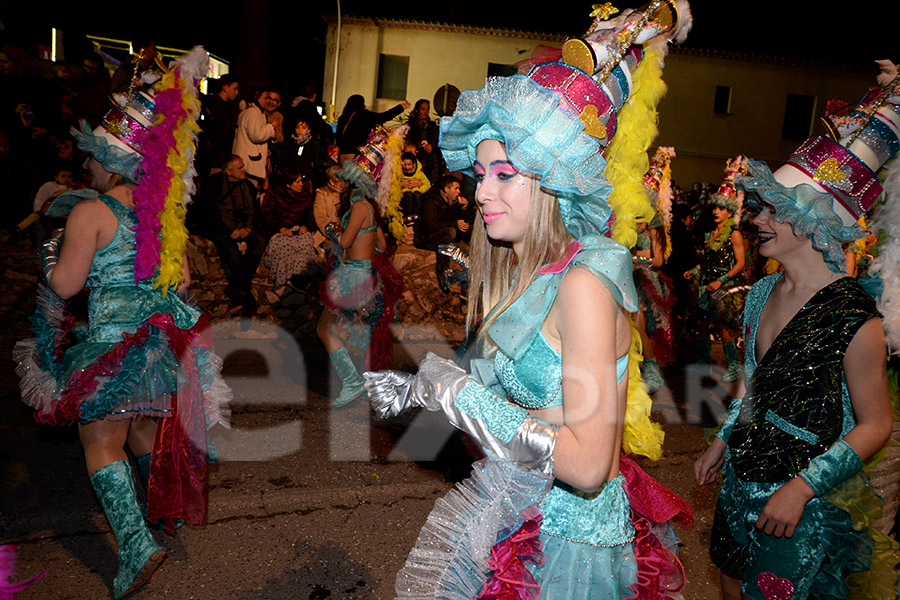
[1,318,737,600]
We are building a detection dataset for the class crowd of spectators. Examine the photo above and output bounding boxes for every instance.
[0,39,480,318]
[11,40,876,333]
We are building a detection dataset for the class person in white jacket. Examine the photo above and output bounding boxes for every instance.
[232,88,280,187]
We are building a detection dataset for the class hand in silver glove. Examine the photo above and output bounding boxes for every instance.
[363,369,418,419]
[41,228,65,284]
[367,352,558,477]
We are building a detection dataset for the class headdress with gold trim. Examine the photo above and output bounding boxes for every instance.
[439,0,692,248]
[736,60,900,275]
[709,155,748,221]
[50,46,209,296]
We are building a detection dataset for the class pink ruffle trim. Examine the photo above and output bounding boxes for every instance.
[477,506,545,600]
[537,241,583,274]
[620,454,694,599]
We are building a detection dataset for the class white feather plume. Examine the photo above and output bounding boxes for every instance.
[168,46,209,206]
[875,59,898,88]
[870,155,900,353]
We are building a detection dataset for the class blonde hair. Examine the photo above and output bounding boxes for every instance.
[106,173,128,191]
[466,175,574,348]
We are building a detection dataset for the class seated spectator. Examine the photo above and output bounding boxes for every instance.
[398,151,430,225]
[415,174,474,293]
[32,166,73,214]
[0,128,38,232]
[313,165,350,255]
[414,174,470,250]
[194,155,266,315]
[260,170,320,290]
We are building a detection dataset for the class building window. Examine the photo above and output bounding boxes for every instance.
[488,63,517,78]
[377,54,409,100]
[782,93,817,141]
[713,85,731,115]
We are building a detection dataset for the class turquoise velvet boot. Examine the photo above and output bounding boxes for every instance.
[329,347,365,408]
[90,460,166,598]
[642,357,664,394]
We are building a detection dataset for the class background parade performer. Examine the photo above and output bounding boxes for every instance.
[13,46,230,599]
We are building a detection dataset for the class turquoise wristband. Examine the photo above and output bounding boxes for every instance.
[798,440,862,496]
[715,397,742,443]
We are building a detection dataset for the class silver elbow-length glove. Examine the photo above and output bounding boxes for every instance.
[40,228,65,284]
[364,352,558,477]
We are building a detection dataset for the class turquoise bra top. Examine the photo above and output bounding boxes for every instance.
[471,235,638,411]
[495,330,628,410]
[341,200,378,235]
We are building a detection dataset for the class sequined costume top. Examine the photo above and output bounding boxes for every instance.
[697,218,745,328]
[476,234,639,547]
[699,219,739,289]
[729,274,880,482]
[85,195,201,343]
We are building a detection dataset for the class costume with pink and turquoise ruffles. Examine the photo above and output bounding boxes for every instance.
[392,235,693,600]
[13,193,230,531]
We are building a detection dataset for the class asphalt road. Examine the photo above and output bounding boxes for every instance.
[1,319,734,600]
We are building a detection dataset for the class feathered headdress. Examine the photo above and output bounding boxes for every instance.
[59,46,209,296]
[644,146,676,259]
[338,124,410,241]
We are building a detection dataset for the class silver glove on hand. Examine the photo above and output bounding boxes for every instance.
[414,352,559,478]
[41,228,65,284]
[363,369,419,419]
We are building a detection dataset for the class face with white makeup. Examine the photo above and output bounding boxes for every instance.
[751,204,810,261]
[474,139,533,253]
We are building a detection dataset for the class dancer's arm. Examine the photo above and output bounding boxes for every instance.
[841,318,893,461]
[549,267,625,492]
[49,199,104,299]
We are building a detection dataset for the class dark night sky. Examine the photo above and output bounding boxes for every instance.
[5,1,898,78]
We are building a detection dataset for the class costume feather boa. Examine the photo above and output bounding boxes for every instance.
[374,124,409,241]
[132,47,206,295]
[603,47,668,249]
[624,318,665,460]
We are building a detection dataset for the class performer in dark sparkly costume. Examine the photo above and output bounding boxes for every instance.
[695,66,900,600]
[685,157,747,382]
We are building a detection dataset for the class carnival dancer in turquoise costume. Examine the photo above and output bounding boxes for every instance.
[364,2,696,598]
[12,47,230,599]
[634,147,677,393]
[695,62,900,600]
[684,157,748,382]
[318,126,405,408]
